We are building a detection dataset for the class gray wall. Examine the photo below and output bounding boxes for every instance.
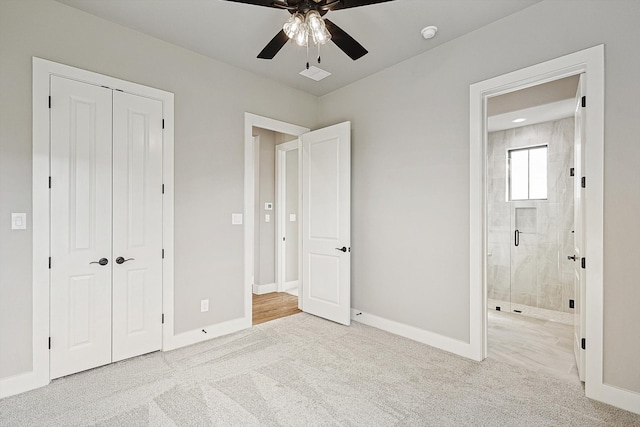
[253,127,276,286]
[317,0,640,393]
[0,0,317,378]
[487,118,574,314]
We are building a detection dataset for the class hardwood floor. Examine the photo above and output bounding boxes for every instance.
[252,292,301,325]
[487,309,580,384]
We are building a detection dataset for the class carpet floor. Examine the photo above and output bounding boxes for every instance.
[1,313,638,426]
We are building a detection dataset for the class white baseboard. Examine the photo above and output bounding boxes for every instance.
[162,317,250,351]
[284,280,298,291]
[587,382,640,415]
[253,282,276,295]
[350,309,475,360]
[0,370,49,399]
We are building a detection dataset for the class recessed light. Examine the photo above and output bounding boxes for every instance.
[512,118,527,123]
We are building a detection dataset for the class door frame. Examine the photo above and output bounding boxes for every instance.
[275,140,300,293]
[469,45,640,412]
[244,113,309,323]
[0,57,174,398]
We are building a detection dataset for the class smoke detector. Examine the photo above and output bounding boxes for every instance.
[421,26,438,40]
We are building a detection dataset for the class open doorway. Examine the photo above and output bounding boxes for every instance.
[244,113,353,328]
[470,46,607,404]
[484,75,580,382]
[252,127,302,324]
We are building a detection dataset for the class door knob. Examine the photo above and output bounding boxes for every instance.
[335,246,347,253]
[90,258,109,266]
[116,257,135,264]
[567,255,577,261]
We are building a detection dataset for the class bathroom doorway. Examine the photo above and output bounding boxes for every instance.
[485,75,581,381]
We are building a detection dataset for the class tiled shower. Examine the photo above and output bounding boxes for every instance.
[487,118,575,324]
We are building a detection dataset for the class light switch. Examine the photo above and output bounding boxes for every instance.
[265,214,271,223]
[231,213,243,225]
[11,213,27,230]
[289,214,296,222]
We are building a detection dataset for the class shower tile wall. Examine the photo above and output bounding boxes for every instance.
[487,117,575,314]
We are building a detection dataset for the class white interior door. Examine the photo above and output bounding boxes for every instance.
[50,76,113,379]
[111,91,164,362]
[573,73,586,381]
[301,122,351,325]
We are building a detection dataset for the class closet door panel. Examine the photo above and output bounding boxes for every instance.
[112,91,164,362]
[50,76,113,379]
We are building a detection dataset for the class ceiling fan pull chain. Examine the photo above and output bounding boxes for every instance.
[317,43,321,64]
[306,43,310,69]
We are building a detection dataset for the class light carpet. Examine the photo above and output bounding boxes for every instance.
[1,313,638,426]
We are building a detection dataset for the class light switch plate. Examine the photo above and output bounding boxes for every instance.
[231,213,243,225]
[11,213,27,230]
[265,214,271,223]
[289,214,296,222]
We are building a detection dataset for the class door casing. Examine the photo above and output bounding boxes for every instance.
[468,45,635,411]
[275,140,300,294]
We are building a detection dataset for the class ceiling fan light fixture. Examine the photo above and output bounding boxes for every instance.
[283,13,303,38]
[294,23,309,47]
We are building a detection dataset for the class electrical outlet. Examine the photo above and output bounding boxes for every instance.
[200,299,209,312]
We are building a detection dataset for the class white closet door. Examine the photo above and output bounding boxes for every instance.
[50,76,113,379]
[111,91,164,362]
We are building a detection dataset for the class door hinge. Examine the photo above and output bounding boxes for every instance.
[48,96,51,109]
[569,299,575,309]
[162,119,165,129]
[581,257,586,269]
[162,184,165,194]
[48,257,51,269]
[570,167,575,177]
[581,338,586,350]
[581,176,586,188]
[48,176,52,189]
[48,337,51,350]
[581,96,586,108]
[162,313,165,324]
[162,249,165,259]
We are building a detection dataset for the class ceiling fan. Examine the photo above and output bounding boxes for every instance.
[224,0,394,66]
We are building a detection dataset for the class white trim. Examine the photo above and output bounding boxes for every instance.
[469,46,640,414]
[161,318,247,351]
[0,58,175,399]
[275,140,300,292]
[252,282,277,295]
[244,113,309,325]
[284,280,299,291]
[351,309,474,359]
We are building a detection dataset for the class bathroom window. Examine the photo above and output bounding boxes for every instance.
[508,145,547,200]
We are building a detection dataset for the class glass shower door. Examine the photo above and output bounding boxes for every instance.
[510,206,538,312]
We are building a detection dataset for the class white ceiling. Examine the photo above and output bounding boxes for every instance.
[54,0,542,96]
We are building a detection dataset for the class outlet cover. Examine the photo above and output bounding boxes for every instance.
[201,299,209,312]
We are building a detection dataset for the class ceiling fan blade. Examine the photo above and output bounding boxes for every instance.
[325,0,394,11]
[222,0,284,9]
[257,29,290,59]
[324,19,367,60]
